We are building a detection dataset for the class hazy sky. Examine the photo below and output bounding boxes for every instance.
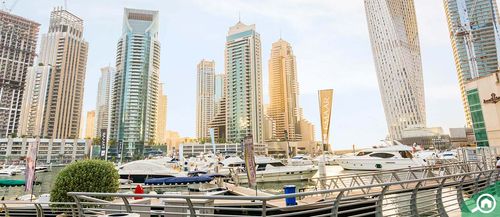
[13,0,469,150]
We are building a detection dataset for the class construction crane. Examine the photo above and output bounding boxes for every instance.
[1,0,19,13]
[453,0,480,79]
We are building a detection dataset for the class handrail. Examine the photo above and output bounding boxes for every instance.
[67,169,496,201]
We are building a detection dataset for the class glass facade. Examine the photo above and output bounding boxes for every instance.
[466,88,489,146]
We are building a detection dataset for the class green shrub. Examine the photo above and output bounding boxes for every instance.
[50,160,119,204]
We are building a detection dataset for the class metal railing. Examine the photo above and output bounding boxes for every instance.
[1,168,497,217]
[309,161,491,194]
[1,147,498,216]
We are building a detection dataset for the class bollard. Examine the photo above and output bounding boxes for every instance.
[283,185,297,206]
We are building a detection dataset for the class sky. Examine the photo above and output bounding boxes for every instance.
[12,0,468,150]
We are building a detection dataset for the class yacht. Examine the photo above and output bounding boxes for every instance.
[313,154,340,165]
[226,156,318,183]
[117,157,181,183]
[0,167,16,176]
[288,154,314,166]
[336,141,426,171]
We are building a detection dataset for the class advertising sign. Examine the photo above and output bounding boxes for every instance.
[318,89,334,151]
[244,135,257,188]
[25,138,39,192]
[100,129,107,157]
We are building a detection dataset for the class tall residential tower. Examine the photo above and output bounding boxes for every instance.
[0,11,40,137]
[38,8,88,139]
[196,60,215,139]
[268,39,301,141]
[225,21,264,144]
[18,65,51,137]
[364,0,427,139]
[95,66,114,138]
[110,8,160,155]
[443,0,500,146]
[156,83,167,144]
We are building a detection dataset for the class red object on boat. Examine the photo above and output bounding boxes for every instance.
[134,184,144,200]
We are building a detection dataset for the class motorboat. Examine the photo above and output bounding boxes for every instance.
[35,166,49,173]
[0,165,18,176]
[312,154,340,165]
[438,150,458,161]
[288,154,314,166]
[117,157,181,183]
[336,141,427,171]
[229,156,318,183]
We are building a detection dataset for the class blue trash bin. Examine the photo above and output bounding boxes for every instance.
[283,185,297,206]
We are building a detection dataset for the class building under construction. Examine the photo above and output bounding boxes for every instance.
[0,10,39,138]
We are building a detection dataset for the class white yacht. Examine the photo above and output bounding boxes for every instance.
[226,156,318,183]
[336,141,426,171]
[117,157,181,183]
[288,154,314,166]
[0,167,16,176]
[312,154,340,165]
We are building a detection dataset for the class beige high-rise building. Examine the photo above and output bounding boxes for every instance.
[18,65,52,137]
[156,83,168,144]
[268,39,301,141]
[196,60,215,139]
[208,97,226,142]
[364,0,426,140]
[0,11,40,138]
[38,8,88,139]
[85,111,95,139]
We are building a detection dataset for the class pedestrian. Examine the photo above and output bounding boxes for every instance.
[496,157,500,168]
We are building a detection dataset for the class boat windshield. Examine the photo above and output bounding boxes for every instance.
[292,156,303,159]
[356,151,372,156]
[270,162,285,167]
[399,151,413,159]
[369,153,395,158]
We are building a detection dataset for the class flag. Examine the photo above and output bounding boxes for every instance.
[209,128,215,154]
[243,135,257,188]
[100,129,107,157]
[318,89,334,151]
[25,139,39,192]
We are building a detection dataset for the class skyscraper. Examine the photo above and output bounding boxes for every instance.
[268,39,301,141]
[95,66,114,138]
[110,8,160,155]
[38,8,88,139]
[214,73,226,105]
[18,65,51,137]
[196,60,215,139]
[0,11,40,138]
[225,21,264,144]
[85,110,95,139]
[156,83,167,144]
[364,0,427,139]
[443,0,500,145]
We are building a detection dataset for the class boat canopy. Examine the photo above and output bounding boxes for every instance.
[144,176,214,185]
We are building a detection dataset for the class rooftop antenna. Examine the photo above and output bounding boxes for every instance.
[279,29,282,39]
[64,0,67,10]
[238,11,241,22]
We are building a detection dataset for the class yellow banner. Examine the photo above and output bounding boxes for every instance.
[318,89,333,150]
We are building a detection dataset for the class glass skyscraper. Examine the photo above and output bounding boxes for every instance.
[110,8,160,156]
[364,0,427,140]
[444,0,500,146]
[225,21,264,144]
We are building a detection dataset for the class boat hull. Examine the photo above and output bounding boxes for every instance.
[235,167,318,183]
[336,158,422,171]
